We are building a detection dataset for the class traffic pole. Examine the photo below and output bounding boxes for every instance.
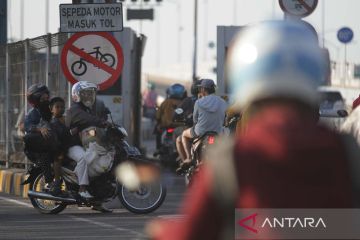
[192,0,198,81]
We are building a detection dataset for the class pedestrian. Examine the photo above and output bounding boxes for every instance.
[143,82,158,121]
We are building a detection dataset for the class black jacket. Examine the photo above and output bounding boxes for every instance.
[65,99,108,146]
[50,117,72,154]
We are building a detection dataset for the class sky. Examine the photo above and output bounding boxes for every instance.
[7,0,360,77]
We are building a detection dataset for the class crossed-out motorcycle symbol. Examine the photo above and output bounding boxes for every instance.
[71,46,115,76]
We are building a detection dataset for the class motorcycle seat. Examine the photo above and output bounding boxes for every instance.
[62,158,77,171]
[192,131,218,144]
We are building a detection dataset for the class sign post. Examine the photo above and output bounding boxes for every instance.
[61,32,124,90]
[337,27,354,84]
[60,3,123,32]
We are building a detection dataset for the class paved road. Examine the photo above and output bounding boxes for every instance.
[0,172,186,240]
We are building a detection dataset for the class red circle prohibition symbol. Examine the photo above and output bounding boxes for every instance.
[61,32,124,91]
[279,0,318,18]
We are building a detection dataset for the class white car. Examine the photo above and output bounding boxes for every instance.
[318,90,348,131]
[318,90,346,117]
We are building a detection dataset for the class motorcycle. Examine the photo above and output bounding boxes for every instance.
[155,127,180,170]
[24,118,166,215]
[173,108,217,185]
[182,131,217,186]
[154,109,192,171]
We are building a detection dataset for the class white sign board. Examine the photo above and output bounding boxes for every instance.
[60,3,123,33]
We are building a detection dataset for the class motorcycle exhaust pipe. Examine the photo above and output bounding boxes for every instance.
[28,190,77,204]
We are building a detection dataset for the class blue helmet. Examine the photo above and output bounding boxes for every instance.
[168,83,186,99]
[227,20,325,109]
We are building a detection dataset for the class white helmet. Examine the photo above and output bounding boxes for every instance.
[227,20,325,109]
[71,81,98,107]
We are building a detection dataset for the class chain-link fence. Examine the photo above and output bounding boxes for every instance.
[0,32,70,168]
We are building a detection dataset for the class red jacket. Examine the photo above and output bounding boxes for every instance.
[150,105,354,240]
[353,95,360,110]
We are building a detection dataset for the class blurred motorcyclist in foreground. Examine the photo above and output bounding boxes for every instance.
[147,20,360,240]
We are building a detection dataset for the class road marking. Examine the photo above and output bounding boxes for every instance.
[0,195,147,238]
[69,215,146,238]
[157,214,184,219]
[0,196,32,208]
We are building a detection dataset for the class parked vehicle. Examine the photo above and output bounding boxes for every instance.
[318,89,348,132]
[318,90,346,117]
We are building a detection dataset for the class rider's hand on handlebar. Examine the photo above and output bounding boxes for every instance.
[70,127,79,136]
[100,121,112,128]
[39,127,51,139]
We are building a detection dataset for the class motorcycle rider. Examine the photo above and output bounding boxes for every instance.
[24,84,55,190]
[65,81,109,200]
[147,20,360,240]
[155,83,186,151]
[179,79,227,166]
[174,79,202,163]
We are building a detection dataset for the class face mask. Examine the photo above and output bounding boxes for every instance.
[38,100,52,121]
[82,100,95,108]
[80,89,96,108]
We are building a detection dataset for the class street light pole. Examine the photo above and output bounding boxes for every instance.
[192,0,198,81]
[20,0,24,40]
[203,0,208,61]
[233,0,237,24]
[45,0,49,34]
[322,0,325,47]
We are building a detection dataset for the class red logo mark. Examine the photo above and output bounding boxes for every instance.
[238,213,258,234]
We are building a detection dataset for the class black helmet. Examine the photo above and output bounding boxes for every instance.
[27,84,49,106]
[191,79,202,96]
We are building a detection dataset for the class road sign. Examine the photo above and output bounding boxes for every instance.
[61,32,124,90]
[60,3,123,32]
[337,27,354,44]
[279,0,318,18]
[127,8,154,20]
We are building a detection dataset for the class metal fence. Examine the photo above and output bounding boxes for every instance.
[0,33,71,168]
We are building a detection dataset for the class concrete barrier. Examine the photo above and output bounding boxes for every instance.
[0,168,28,198]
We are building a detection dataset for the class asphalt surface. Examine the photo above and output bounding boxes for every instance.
[0,171,186,240]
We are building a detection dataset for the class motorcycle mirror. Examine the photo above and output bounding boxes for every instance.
[175,108,184,115]
[337,109,348,117]
[104,107,111,115]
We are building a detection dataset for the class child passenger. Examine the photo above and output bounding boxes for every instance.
[49,97,71,196]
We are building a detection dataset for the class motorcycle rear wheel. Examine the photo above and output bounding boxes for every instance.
[29,172,67,214]
[118,181,166,214]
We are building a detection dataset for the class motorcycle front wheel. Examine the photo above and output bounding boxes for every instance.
[118,181,166,214]
[29,172,67,214]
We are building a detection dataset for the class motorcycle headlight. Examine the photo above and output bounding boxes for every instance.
[89,129,96,137]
